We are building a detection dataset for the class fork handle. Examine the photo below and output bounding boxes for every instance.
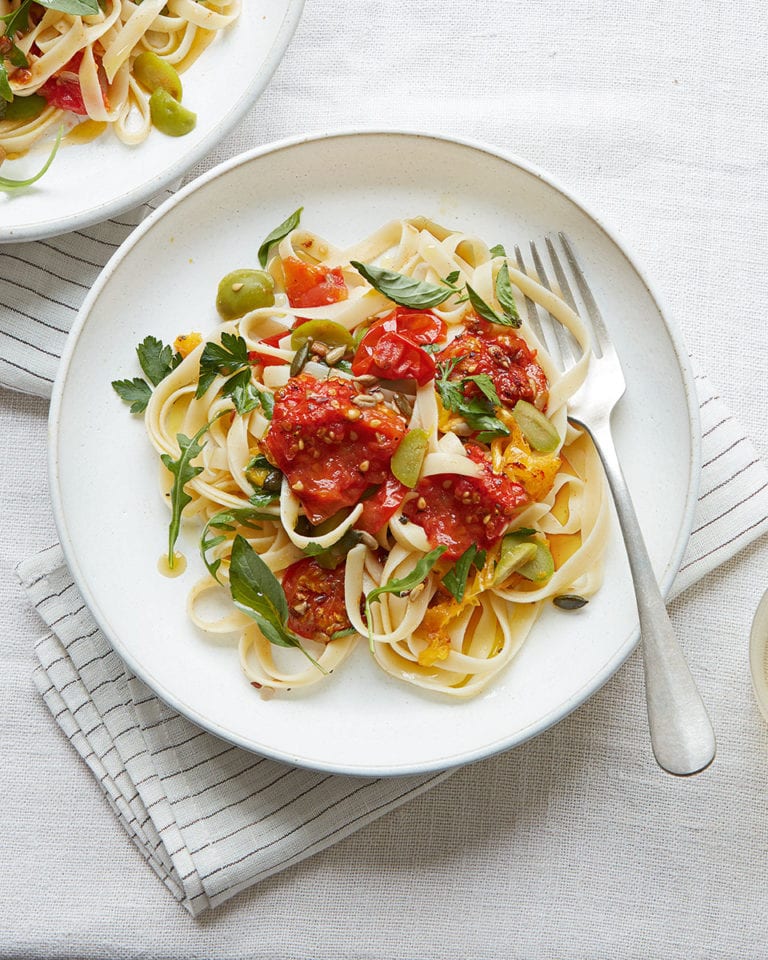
[581,419,716,776]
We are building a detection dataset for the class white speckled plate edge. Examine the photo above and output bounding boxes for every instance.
[0,1,304,243]
[49,129,701,776]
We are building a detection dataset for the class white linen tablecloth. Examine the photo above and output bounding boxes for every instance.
[2,0,768,956]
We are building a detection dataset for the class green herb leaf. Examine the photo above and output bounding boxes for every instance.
[350,261,454,309]
[0,66,12,104]
[495,262,521,327]
[435,359,510,443]
[200,507,274,583]
[257,207,303,268]
[465,283,506,325]
[196,332,250,397]
[463,373,501,407]
[111,377,152,414]
[136,335,182,387]
[303,529,362,569]
[444,270,460,285]
[7,45,27,68]
[228,534,324,669]
[442,543,484,603]
[37,0,99,14]
[160,422,210,570]
[489,243,506,258]
[249,489,280,507]
[222,367,260,414]
[0,0,32,36]
[364,546,447,650]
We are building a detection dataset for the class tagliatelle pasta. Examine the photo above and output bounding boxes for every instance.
[120,213,609,699]
[0,0,240,165]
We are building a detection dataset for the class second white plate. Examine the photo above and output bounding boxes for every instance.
[50,131,701,775]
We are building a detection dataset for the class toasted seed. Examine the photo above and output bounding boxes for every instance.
[394,394,414,417]
[324,344,347,365]
[291,480,305,492]
[417,497,427,510]
[352,394,378,407]
[292,601,309,615]
[290,340,311,377]
[553,594,589,610]
[310,341,328,357]
[231,282,244,292]
[359,531,379,550]
[369,418,382,428]
[408,583,426,602]
[359,460,370,473]
[354,374,379,384]
[345,407,362,421]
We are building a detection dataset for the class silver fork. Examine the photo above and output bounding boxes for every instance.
[515,234,716,777]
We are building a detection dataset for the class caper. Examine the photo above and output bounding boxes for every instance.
[1,94,47,123]
[134,51,183,101]
[215,268,275,320]
[149,88,196,138]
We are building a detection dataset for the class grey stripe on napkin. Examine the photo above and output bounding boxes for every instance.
[21,545,449,916]
[16,374,768,915]
[0,187,176,397]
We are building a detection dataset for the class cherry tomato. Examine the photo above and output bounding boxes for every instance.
[39,52,106,116]
[356,475,408,535]
[282,257,348,308]
[281,557,352,643]
[248,331,289,367]
[265,374,406,523]
[352,327,436,385]
[378,306,446,345]
[436,329,549,410]
[402,444,528,560]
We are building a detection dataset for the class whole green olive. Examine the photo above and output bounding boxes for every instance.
[134,51,183,101]
[216,269,275,320]
[149,88,196,138]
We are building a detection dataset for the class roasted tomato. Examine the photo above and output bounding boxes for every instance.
[402,443,528,559]
[39,52,105,116]
[282,557,352,643]
[264,374,407,524]
[436,329,549,410]
[282,257,348,308]
[356,474,409,535]
[351,307,445,386]
[248,331,289,367]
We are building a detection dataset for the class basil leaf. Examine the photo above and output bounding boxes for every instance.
[228,534,323,669]
[160,423,209,570]
[442,543,482,603]
[249,490,280,507]
[350,261,454,309]
[196,332,250,397]
[111,377,152,414]
[37,0,99,14]
[258,206,303,268]
[495,262,521,327]
[136,335,181,387]
[465,283,506,325]
[489,243,506,258]
[444,270,460,285]
[8,45,28,68]
[365,546,447,649]
[0,67,13,104]
[0,0,32,35]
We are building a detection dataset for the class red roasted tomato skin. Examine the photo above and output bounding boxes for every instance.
[402,444,528,560]
[355,475,408,535]
[282,257,348,308]
[264,374,407,524]
[351,307,446,386]
[436,327,549,411]
[281,557,352,643]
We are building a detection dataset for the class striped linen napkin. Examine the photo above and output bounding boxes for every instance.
[5,213,768,914]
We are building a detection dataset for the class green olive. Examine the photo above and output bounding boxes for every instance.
[290,319,353,352]
[134,51,183,100]
[216,268,275,320]
[1,94,47,123]
[149,88,196,138]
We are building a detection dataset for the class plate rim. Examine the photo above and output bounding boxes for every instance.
[0,0,305,244]
[48,128,703,776]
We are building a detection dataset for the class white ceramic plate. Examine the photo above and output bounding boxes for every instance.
[0,2,304,243]
[50,131,701,776]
